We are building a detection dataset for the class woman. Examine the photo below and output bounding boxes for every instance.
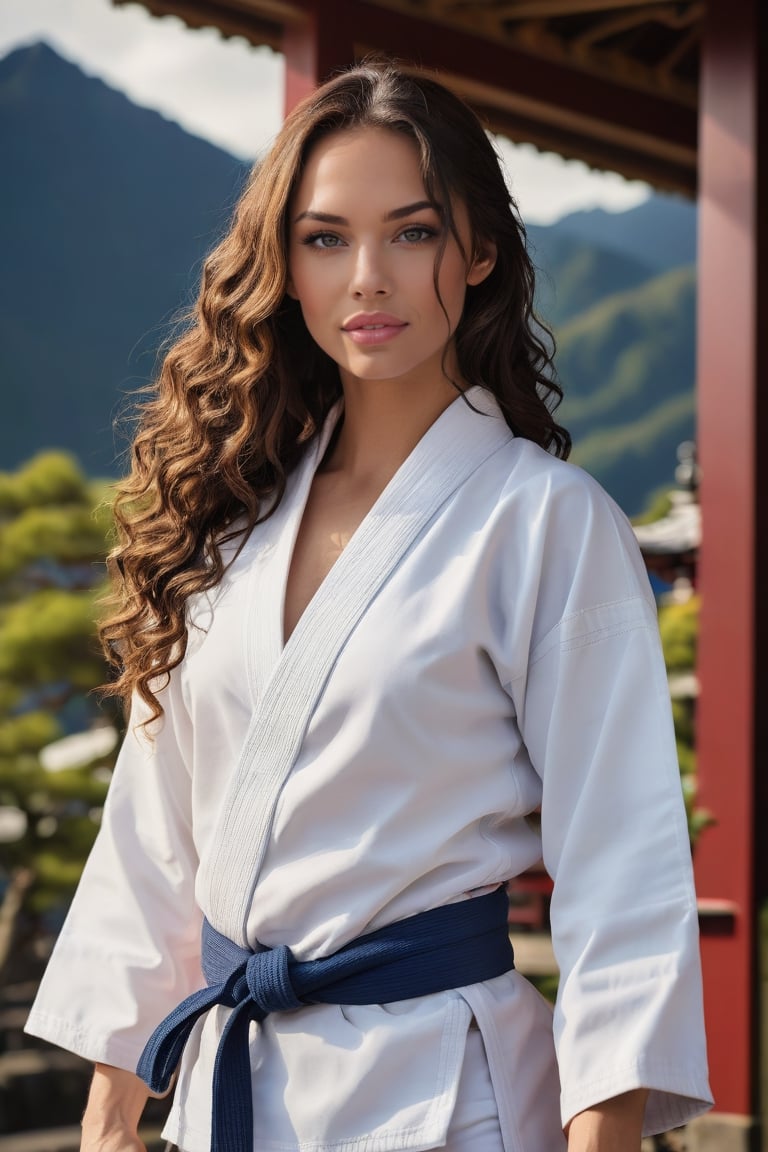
[26,60,711,1151]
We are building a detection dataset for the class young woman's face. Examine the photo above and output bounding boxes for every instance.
[287,127,495,392]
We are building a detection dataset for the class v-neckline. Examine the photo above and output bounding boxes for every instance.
[278,402,346,653]
[278,392,464,652]
[244,410,342,703]
[246,386,509,703]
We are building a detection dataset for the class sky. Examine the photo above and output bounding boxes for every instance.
[0,0,654,225]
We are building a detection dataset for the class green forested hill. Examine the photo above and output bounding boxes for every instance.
[556,266,696,513]
[527,226,658,327]
[558,265,695,433]
[0,42,697,515]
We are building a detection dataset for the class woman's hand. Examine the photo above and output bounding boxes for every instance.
[80,1063,151,1152]
[565,1088,649,1151]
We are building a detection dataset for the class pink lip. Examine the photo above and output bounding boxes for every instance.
[342,312,408,347]
[342,312,406,330]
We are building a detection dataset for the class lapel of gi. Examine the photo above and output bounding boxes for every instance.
[199,387,513,943]
[244,402,343,705]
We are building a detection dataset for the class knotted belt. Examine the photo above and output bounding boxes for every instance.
[137,885,514,1152]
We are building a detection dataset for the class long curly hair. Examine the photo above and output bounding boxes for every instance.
[100,58,570,721]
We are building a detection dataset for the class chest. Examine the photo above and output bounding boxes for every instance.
[283,473,386,645]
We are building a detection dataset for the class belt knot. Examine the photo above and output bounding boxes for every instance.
[240,944,304,1015]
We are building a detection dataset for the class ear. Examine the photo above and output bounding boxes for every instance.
[285,275,299,300]
[466,240,497,287]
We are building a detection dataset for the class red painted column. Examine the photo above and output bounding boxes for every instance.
[694,0,764,1122]
[282,0,356,115]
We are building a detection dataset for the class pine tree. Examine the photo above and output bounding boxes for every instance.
[0,452,116,978]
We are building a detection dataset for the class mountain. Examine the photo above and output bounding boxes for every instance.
[0,43,697,515]
[548,197,697,271]
[0,43,248,475]
[526,225,658,327]
[558,266,696,512]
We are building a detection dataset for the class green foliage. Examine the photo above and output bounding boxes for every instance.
[0,451,89,512]
[0,503,112,580]
[0,455,113,614]
[0,710,61,756]
[0,588,104,688]
[670,698,694,748]
[656,594,714,848]
[0,452,116,932]
[659,595,699,673]
[527,972,559,1005]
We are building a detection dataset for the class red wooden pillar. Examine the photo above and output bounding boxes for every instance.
[694,0,766,1131]
[282,0,357,115]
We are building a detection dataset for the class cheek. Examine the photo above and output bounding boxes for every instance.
[289,258,343,313]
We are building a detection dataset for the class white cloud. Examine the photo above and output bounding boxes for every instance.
[0,0,651,220]
[495,139,651,225]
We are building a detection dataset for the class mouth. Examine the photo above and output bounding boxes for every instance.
[342,313,408,346]
[342,313,407,332]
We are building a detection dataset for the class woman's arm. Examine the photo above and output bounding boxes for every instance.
[81,1063,151,1152]
[566,1089,649,1151]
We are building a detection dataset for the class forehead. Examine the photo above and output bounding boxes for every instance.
[292,127,428,211]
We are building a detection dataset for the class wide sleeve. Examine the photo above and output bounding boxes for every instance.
[24,671,203,1072]
[502,470,712,1136]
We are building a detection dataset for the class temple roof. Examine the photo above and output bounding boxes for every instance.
[634,490,701,559]
[112,0,703,193]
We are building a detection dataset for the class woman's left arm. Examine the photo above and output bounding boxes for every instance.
[566,1090,649,1151]
[496,471,712,1137]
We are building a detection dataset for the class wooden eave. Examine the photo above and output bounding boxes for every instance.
[112,0,703,193]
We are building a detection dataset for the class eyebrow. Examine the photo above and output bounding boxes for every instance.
[293,200,440,225]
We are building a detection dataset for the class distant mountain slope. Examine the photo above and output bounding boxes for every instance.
[558,266,696,513]
[572,391,695,516]
[0,43,248,475]
[0,43,697,516]
[551,197,696,271]
[527,225,657,326]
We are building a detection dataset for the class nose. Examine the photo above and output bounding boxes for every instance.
[349,243,391,298]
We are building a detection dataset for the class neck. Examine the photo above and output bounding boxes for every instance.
[326,375,463,482]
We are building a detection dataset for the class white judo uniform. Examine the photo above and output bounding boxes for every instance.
[26,386,712,1151]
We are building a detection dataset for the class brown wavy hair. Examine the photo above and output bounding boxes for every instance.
[100,58,570,721]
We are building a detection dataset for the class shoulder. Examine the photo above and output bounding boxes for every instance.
[484,438,655,621]
[492,437,633,541]
[465,390,620,520]
[500,436,606,496]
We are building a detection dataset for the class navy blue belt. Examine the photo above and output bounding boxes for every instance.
[137,886,514,1152]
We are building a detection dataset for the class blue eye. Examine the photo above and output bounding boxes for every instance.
[302,232,344,248]
[399,226,436,243]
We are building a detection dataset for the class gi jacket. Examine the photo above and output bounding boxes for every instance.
[26,387,712,1152]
